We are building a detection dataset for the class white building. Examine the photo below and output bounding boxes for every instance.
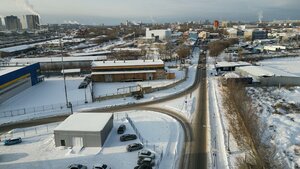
[54,113,113,147]
[146,28,172,40]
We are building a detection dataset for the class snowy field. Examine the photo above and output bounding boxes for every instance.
[0,111,184,169]
[248,86,300,168]
[0,77,92,111]
[259,56,300,76]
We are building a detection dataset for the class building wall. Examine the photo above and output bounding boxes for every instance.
[0,63,40,89]
[0,78,31,103]
[54,130,101,147]
[146,28,171,40]
[4,15,22,30]
[260,76,300,86]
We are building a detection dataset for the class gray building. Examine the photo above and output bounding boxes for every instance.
[4,15,22,31]
[54,113,113,147]
[26,15,40,30]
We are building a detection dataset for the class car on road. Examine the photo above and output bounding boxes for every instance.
[4,137,22,146]
[117,124,126,134]
[137,157,155,166]
[120,134,137,142]
[138,149,155,159]
[93,164,111,169]
[67,164,87,169]
[134,164,152,169]
[127,143,143,152]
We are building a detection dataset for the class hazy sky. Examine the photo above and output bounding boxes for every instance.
[0,0,300,25]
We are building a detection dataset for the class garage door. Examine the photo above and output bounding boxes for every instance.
[72,137,83,147]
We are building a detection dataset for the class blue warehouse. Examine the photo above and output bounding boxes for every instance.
[0,63,43,104]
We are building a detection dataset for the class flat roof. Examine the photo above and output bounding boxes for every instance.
[92,59,164,67]
[10,56,107,64]
[215,61,251,68]
[0,66,23,76]
[92,70,156,75]
[62,68,81,74]
[54,113,113,132]
[237,66,297,77]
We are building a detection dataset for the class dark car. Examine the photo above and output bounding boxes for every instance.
[134,164,152,169]
[93,164,110,169]
[4,137,22,146]
[137,157,155,166]
[120,134,137,142]
[117,124,126,134]
[67,164,87,169]
[78,81,88,89]
[138,149,156,159]
[127,143,143,152]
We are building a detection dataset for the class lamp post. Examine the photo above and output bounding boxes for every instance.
[60,35,69,107]
[84,87,88,103]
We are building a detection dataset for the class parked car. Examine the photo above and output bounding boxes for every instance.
[138,149,155,159]
[93,164,111,169]
[117,124,126,134]
[137,157,155,166]
[134,164,152,169]
[127,143,143,152]
[67,164,87,169]
[78,81,88,89]
[120,134,137,142]
[4,137,22,146]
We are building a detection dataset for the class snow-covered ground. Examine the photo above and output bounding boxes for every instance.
[0,110,184,169]
[248,86,300,168]
[259,56,300,76]
[0,47,199,126]
[0,77,92,111]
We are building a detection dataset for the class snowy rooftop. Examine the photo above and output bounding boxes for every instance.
[92,70,156,75]
[0,66,23,76]
[237,66,297,77]
[0,44,35,53]
[54,113,113,132]
[70,51,111,57]
[215,61,251,68]
[92,60,164,67]
[62,69,81,74]
[10,56,107,64]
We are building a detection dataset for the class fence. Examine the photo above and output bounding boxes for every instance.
[125,113,164,169]
[0,100,88,118]
[0,122,59,141]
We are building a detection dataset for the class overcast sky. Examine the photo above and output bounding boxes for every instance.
[1,0,300,25]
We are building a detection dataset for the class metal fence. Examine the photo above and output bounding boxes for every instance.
[125,113,164,169]
[0,100,88,118]
[0,122,59,141]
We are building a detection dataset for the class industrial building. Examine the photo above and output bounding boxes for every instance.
[91,59,175,82]
[235,66,300,86]
[215,61,251,74]
[145,28,172,41]
[0,63,42,103]
[54,113,113,147]
[244,29,268,41]
[4,15,22,31]
[10,55,107,75]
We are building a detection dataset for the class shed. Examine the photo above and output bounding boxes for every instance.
[54,113,113,147]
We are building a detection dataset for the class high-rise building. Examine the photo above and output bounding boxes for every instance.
[0,17,3,30]
[213,20,219,30]
[25,15,40,30]
[4,15,22,31]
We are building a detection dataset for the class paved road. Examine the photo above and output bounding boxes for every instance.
[0,41,209,169]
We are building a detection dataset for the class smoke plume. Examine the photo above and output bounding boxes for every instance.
[258,11,263,23]
[15,0,41,18]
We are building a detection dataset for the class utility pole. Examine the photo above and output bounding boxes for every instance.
[60,36,69,107]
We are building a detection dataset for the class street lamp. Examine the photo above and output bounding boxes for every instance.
[59,35,69,107]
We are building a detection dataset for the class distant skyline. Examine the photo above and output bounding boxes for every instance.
[1,0,300,25]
